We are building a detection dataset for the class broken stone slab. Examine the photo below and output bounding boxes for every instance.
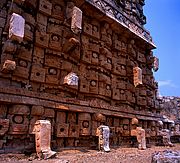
[152,150,180,163]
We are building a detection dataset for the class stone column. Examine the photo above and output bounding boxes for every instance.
[96,125,110,152]
[131,118,146,150]
[33,120,56,159]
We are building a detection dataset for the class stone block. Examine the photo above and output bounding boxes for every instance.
[9,13,25,43]
[126,91,135,103]
[112,64,126,76]
[13,66,29,79]
[92,24,100,39]
[116,80,126,90]
[30,65,45,83]
[37,13,48,26]
[39,0,52,16]
[35,31,49,48]
[116,127,123,134]
[24,24,34,41]
[33,55,44,65]
[47,23,63,35]
[8,113,29,134]
[24,0,37,9]
[79,78,89,93]
[113,39,121,51]
[2,40,17,54]
[68,124,79,138]
[137,51,146,63]
[119,90,126,101]
[49,34,62,51]
[99,84,105,96]
[37,23,46,33]
[51,2,64,20]
[44,108,55,118]
[112,88,120,100]
[91,52,99,65]
[1,60,16,73]
[89,80,98,94]
[71,6,82,34]
[137,96,147,106]
[79,113,91,136]
[67,113,76,124]
[83,22,92,36]
[9,105,30,115]
[0,119,10,136]
[56,112,66,124]
[44,55,61,69]
[8,124,29,135]
[45,70,60,85]
[61,61,72,72]
[133,67,142,87]
[17,46,33,62]
[101,34,112,46]
[114,118,120,127]
[33,47,44,59]
[82,50,92,64]
[56,123,69,137]
[31,106,45,116]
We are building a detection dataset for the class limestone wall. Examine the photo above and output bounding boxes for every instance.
[0,0,176,153]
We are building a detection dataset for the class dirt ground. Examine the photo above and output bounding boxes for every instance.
[0,144,180,163]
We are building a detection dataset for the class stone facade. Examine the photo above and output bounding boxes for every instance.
[0,0,179,153]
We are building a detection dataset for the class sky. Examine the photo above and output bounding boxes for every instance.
[144,0,180,96]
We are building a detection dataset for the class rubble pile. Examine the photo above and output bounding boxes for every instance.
[152,150,180,163]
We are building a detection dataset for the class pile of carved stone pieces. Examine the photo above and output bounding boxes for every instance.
[151,150,180,163]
